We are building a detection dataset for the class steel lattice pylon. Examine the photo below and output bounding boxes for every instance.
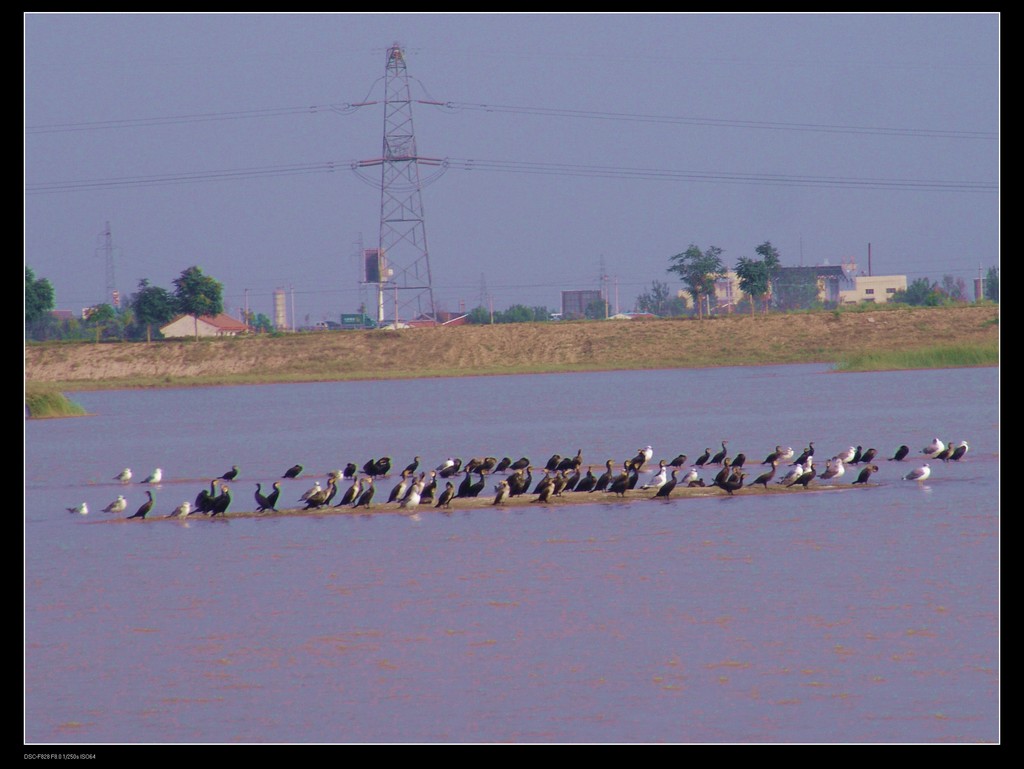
[365,43,439,325]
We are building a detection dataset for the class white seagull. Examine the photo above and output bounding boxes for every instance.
[835,447,857,464]
[102,495,127,513]
[168,501,192,518]
[680,467,700,486]
[399,478,424,509]
[66,502,89,515]
[299,480,322,502]
[904,463,932,482]
[641,461,669,490]
[114,468,132,483]
[144,468,163,484]
[819,458,846,481]
[778,463,805,486]
[921,438,945,458]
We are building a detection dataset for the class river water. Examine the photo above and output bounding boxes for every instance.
[24,364,999,744]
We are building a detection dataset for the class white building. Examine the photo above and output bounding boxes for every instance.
[838,274,908,305]
[159,313,250,339]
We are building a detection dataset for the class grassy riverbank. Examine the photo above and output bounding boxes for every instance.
[25,304,998,393]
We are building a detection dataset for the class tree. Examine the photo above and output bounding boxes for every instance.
[774,267,822,311]
[940,274,967,303]
[667,245,725,320]
[754,241,781,311]
[130,278,177,341]
[734,257,771,318]
[891,277,943,306]
[173,266,223,318]
[244,311,274,333]
[584,298,609,320]
[634,279,686,316]
[985,266,999,302]
[25,267,55,324]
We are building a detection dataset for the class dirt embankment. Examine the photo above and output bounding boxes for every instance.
[25,305,998,389]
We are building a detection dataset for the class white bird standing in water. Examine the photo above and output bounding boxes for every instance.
[114,468,132,483]
[102,495,127,513]
[66,502,88,515]
[921,438,945,458]
[904,463,932,483]
[144,468,163,484]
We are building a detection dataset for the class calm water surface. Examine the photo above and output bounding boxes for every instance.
[25,365,999,744]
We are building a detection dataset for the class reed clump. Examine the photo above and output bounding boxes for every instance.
[25,387,88,418]
[835,340,998,372]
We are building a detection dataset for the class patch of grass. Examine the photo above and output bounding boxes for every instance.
[25,387,88,418]
[835,341,998,372]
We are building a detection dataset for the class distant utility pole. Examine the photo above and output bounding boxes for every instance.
[355,42,439,325]
[95,221,119,308]
[599,255,610,318]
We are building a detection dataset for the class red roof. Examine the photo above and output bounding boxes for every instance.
[200,313,249,331]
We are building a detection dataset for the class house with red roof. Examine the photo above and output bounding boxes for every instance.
[159,313,250,339]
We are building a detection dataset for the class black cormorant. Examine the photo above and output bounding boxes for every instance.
[710,441,729,466]
[129,491,155,519]
[889,445,910,462]
[435,482,455,509]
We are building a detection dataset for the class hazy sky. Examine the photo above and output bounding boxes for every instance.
[25,12,999,324]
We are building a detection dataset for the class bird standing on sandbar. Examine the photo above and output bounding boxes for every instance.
[353,478,375,508]
[128,491,154,519]
[102,495,127,513]
[167,501,191,519]
[852,464,879,485]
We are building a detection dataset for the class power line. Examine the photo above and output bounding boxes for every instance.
[25,103,374,134]
[26,99,996,141]
[27,156,997,195]
[438,101,997,140]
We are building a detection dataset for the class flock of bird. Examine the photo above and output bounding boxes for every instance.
[66,437,970,519]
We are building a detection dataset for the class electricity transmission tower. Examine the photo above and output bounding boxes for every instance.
[96,221,119,308]
[357,43,439,325]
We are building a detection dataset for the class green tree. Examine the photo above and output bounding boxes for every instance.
[466,305,492,324]
[892,277,943,306]
[130,278,177,341]
[634,279,686,316]
[940,274,967,302]
[584,298,609,320]
[173,266,223,317]
[985,266,999,302]
[25,267,55,324]
[245,311,274,333]
[754,241,782,311]
[735,257,771,318]
[498,304,537,324]
[667,245,725,320]
[83,303,124,341]
[774,267,822,311]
